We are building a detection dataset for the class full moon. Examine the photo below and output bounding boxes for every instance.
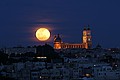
[36,28,50,41]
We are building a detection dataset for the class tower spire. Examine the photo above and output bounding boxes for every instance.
[84,25,87,30]
[87,25,90,30]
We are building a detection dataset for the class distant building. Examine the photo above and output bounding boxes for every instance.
[54,26,92,49]
[4,47,36,54]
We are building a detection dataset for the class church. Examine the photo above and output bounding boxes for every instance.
[54,26,92,49]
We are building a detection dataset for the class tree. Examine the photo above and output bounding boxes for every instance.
[0,51,8,64]
[35,44,60,62]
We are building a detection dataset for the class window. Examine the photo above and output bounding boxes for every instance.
[104,73,106,75]
[88,38,91,41]
[87,33,90,35]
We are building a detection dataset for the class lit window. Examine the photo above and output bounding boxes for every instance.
[88,38,91,41]
[88,33,90,35]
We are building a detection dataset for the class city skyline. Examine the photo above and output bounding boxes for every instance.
[0,0,120,48]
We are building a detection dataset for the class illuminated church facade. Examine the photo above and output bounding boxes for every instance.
[54,27,92,49]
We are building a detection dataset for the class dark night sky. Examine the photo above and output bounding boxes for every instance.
[0,0,120,48]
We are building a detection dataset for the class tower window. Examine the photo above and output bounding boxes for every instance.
[88,38,91,41]
[87,33,90,35]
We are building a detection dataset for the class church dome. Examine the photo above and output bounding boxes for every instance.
[54,34,62,42]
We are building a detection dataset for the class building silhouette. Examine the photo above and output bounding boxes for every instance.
[54,26,92,49]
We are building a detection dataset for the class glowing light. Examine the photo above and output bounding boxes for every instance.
[86,74,90,77]
[40,76,42,78]
[94,65,96,66]
[36,28,50,41]
[115,64,118,67]
[36,57,47,59]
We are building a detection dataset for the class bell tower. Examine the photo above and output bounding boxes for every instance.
[82,26,92,49]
